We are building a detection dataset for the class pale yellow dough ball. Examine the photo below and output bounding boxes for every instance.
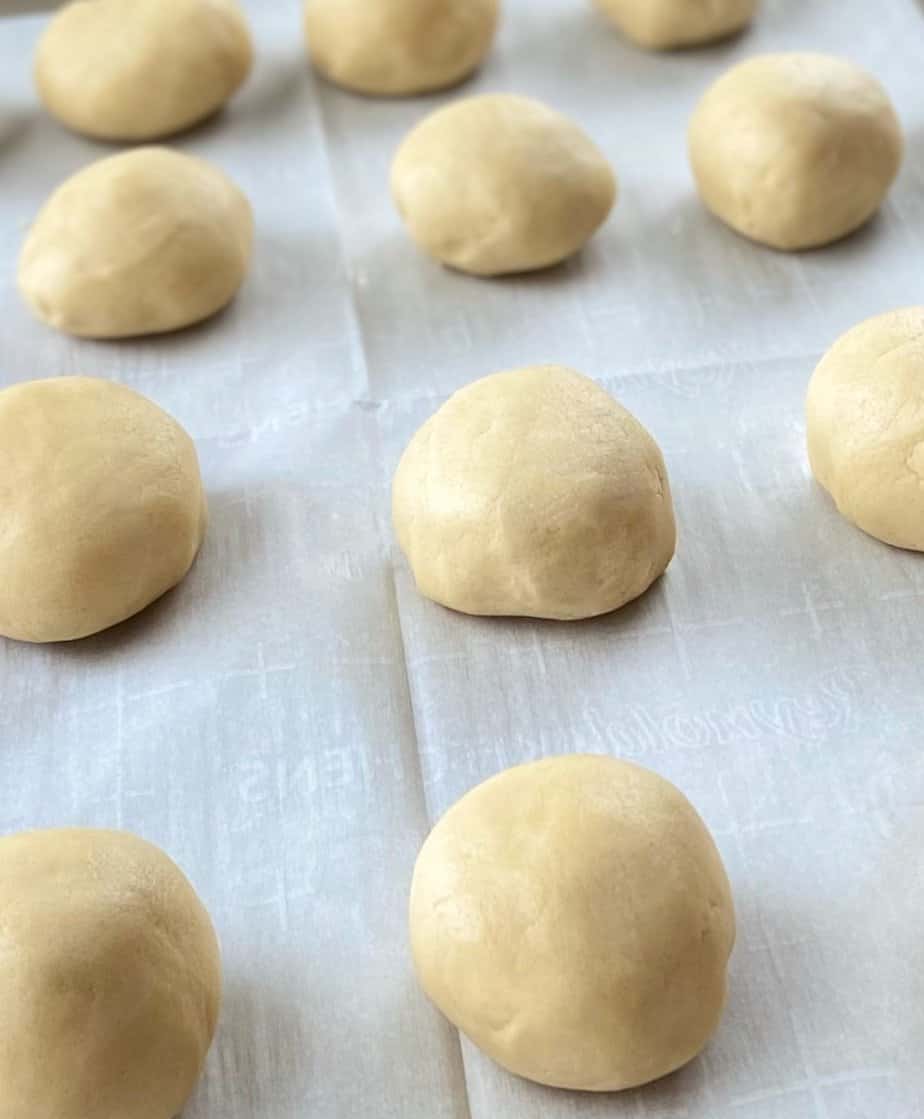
[807,308,924,550]
[392,365,675,620]
[0,828,221,1119]
[410,755,736,1091]
[689,53,902,250]
[18,147,253,339]
[392,95,616,275]
[304,0,499,96]
[0,377,206,643]
[594,0,757,50]
[35,0,253,142]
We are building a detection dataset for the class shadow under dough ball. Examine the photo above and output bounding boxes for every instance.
[594,0,757,50]
[0,377,206,644]
[392,364,675,619]
[410,755,736,1091]
[0,828,221,1119]
[35,0,253,142]
[304,0,499,96]
[391,94,616,275]
[807,307,924,551]
[688,53,903,250]
[18,147,253,339]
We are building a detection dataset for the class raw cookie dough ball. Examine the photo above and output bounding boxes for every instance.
[807,308,924,550]
[304,0,499,96]
[0,828,221,1119]
[689,53,902,250]
[594,0,756,50]
[392,365,675,619]
[391,94,616,275]
[0,376,206,643]
[410,755,735,1091]
[18,147,253,339]
[35,0,253,141]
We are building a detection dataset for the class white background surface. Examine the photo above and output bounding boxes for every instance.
[1,1,923,1116]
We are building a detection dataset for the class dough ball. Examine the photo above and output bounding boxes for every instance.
[0,376,206,643]
[594,0,756,49]
[304,0,499,96]
[18,147,253,339]
[35,0,253,141]
[392,365,675,620]
[0,828,221,1119]
[391,94,616,275]
[410,755,735,1091]
[689,53,902,250]
[807,308,924,550]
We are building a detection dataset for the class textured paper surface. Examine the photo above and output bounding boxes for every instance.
[1,1,923,1115]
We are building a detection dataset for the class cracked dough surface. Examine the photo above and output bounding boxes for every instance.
[807,307,924,550]
[391,95,616,275]
[409,755,736,1091]
[304,0,499,96]
[35,0,253,142]
[18,147,253,339]
[0,376,206,643]
[0,828,221,1119]
[689,53,902,250]
[594,0,757,49]
[392,365,675,620]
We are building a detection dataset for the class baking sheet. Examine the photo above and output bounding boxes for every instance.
[1,1,923,1116]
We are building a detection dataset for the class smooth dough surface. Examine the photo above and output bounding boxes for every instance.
[392,365,675,620]
[391,95,616,275]
[410,755,736,1091]
[35,0,253,141]
[689,53,902,250]
[0,376,206,643]
[304,0,499,96]
[807,308,924,550]
[19,147,253,339]
[595,0,756,49]
[0,828,221,1119]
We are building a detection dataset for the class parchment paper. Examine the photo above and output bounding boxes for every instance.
[1,1,922,1116]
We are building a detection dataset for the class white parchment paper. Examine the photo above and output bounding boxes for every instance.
[1,1,923,1116]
